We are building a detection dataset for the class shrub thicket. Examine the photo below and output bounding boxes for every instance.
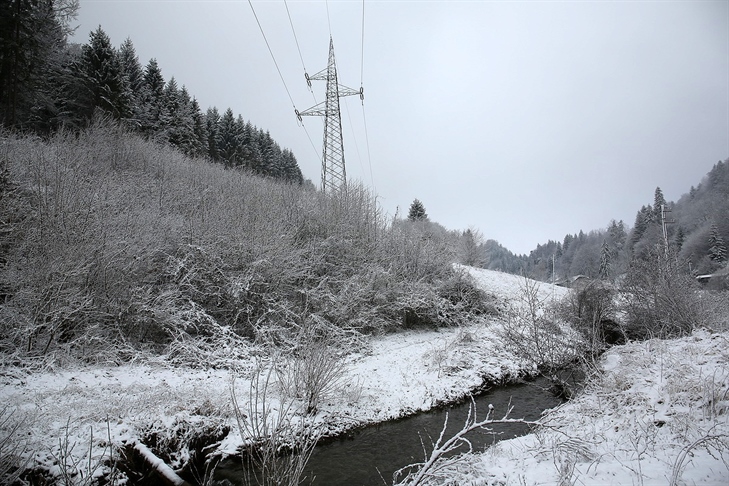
[0,121,490,364]
[622,247,708,340]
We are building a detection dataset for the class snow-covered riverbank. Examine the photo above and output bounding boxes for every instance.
[2,269,727,485]
[1,269,566,482]
[0,317,546,480]
[431,328,729,485]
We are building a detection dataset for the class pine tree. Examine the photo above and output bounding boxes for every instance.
[708,223,727,264]
[117,37,144,126]
[78,26,128,120]
[653,187,667,222]
[407,199,428,221]
[140,58,165,134]
[217,108,240,167]
[190,97,208,158]
[674,226,685,252]
[0,0,73,127]
[631,205,653,246]
[205,107,221,161]
[599,239,611,279]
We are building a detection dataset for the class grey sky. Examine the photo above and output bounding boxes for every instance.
[73,0,729,255]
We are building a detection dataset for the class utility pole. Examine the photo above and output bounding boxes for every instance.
[297,37,363,194]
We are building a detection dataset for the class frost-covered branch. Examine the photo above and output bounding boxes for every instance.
[393,399,540,486]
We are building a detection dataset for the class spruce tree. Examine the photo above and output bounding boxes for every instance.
[78,26,128,120]
[407,199,428,221]
[599,239,611,279]
[117,37,144,126]
[190,97,208,158]
[205,107,221,162]
[0,0,72,127]
[653,187,667,221]
[708,223,727,264]
[217,108,240,167]
[140,58,165,134]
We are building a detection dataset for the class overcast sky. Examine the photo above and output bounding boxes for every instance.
[72,0,729,255]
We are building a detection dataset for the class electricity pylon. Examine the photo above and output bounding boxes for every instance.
[297,37,363,193]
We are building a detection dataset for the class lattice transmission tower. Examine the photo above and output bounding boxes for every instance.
[297,37,363,193]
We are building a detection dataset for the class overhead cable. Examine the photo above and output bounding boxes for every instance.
[247,0,296,108]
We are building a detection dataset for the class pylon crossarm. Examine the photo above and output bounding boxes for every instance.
[337,85,361,98]
[306,68,328,82]
[297,102,327,117]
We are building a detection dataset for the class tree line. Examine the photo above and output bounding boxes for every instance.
[0,0,303,183]
[483,160,729,285]
[407,159,729,286]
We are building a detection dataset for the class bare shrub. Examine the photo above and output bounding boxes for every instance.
[0,406,28,485]
[232,364,319,486]
[499,276,580,372]
[1,121,491,365]
[49,418,120,486]
[558,281,621,356]
[273,317,351,415]
[622,248,707,339]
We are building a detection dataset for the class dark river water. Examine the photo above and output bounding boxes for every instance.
[214,376,564,486]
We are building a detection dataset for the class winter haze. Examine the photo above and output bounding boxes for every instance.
[73,0,729,255]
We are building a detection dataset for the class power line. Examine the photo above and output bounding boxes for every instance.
[361,103,375,191]
[247,0,296,108]
[283,0,317,105]
[359,0,374,191]
[360,0,365,88]
[284,0,307,76]
[248,0,320,165]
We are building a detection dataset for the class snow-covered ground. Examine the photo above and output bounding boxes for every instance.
[433,329,729,486]
[2,268,727,485]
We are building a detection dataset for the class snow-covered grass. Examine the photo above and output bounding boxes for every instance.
[0,268,552,483]
[430,329,729,485]
[2,267,726,485]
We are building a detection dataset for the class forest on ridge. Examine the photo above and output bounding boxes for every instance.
[477,159,729,286]
[1,0,304,183]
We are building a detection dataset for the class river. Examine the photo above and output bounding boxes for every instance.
[215,376,564,485]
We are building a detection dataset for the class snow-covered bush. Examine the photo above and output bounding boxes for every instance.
[232,363,320,486]
[622,248,707,339]
[557,280,622,355]
[0,406,27,485]
[498,276,581,372]
[0,121,493,366]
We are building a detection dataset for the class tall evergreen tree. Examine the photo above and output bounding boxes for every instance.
[708,223,727,264]
[205,106,221,161]
[117,37,144,127]
[217,108,240,167]
[653,187,667,221]
[78,26,128,120]
[140,58,164,134]
[407,199,428,221]
[0,0,75,127]
[599,239,611,279]
[190,97,207,158]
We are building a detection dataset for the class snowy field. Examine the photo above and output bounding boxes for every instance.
[2,267,727,485]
